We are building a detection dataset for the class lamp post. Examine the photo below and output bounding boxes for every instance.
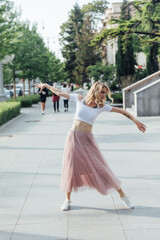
[0,54,15,102]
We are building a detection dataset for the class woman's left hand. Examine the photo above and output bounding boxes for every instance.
[135,120,146,133]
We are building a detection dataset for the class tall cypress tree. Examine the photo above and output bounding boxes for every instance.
[74,15,101,86]
[147,43,159,75]
[59,4,83,82]
[116,0,136,88]
[146,16,159,75]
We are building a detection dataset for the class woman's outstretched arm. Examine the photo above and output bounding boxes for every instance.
[36,83,84,101]
[111,107,146,133]
[36,83,70,99]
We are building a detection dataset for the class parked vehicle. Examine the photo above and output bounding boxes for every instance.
[3,88,13,98]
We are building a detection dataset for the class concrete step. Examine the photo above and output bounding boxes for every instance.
[126,107,135,116]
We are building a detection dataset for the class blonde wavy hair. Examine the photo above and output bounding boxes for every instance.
[85,81,113,106]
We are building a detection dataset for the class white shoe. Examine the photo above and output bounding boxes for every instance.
[120,196,134,209]
[61,200,71,211]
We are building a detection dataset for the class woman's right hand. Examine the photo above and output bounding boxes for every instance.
[35,83,47,93]
[135,120,146,133]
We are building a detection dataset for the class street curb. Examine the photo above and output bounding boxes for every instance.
[0,112,24,132]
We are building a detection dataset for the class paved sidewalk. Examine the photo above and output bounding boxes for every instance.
[0,97,160,240]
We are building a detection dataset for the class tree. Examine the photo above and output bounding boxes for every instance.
[59,3,84,82]
[74,15,101,85]
[0,0,20,60]
[47,50,67,84]
[87,62,115,84]
[73,0,108,86]
[92,0,160,47]
[81,0,109,28]
[59,1,109,85]
[91,0,160,80]
[115,0,136,88]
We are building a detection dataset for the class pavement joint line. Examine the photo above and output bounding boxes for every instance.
[67,211,69,240]
[9,134,52,240]
[110,193,128,240]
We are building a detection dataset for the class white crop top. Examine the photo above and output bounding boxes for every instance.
[69,93,112,126]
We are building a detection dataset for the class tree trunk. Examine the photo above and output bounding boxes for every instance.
[23,79,25,97]
[33,79,35,94]
[28,80,30,95]
[120,75,135,89]
[13,69,16,99]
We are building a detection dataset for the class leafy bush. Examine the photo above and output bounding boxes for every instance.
[8,95,40,107]
[106,92,123,103]
[47,91,52,97]
[0,102,21,126]
[112,92,123,103]
[28,95,40,104]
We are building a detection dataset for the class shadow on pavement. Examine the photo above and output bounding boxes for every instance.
[71,205,160,218]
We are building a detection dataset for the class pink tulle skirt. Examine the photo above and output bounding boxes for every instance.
[60,129,121,195]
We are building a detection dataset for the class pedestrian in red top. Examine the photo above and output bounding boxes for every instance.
[52,83,60,112]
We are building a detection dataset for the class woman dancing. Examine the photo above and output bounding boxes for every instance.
[37,81,146,211]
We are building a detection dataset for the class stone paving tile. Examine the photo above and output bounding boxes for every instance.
[0,98,160,240]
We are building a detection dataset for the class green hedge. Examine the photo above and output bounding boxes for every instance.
[106,92,122,104]
[112,92,123,103]
[48,91,52,97]
[8,95,40,107]
[28,95,40,104]
[0,102,21,126]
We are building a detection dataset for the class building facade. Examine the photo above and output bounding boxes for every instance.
[102,2,146,67]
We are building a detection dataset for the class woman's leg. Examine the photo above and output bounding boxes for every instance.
[66,192,71,200]
[117,188,134,209]
[64,100,67,112]
[61,192,72,211]
[53,102,56,112]
[57,100,59,111]
[41,102,45,114]
[117,188,125,198]
[66,100,69,111]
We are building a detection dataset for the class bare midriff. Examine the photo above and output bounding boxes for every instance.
[72,119,92,132]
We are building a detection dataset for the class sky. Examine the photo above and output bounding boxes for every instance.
[12,0,122,58]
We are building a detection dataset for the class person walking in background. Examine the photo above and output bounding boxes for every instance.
[71,84,74,92]
[38,85,48,115]
[61,83,70,112]
[52,83,60,112]
[36,81,146,211]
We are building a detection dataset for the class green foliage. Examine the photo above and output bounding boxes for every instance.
[106,92,122,103]
[135,68,148,81]
[112,92,123,103]
[109,79,121,91]
[82,0,108,14]
[74,15,101,85]
[8,95,39,107]
[4,20,66,92]
[47,91,52,97]
[0,0,20,60]
[28,95,40,104]
[0,101,21,126]
[146,42,159,75]
[59,1,107,85]
[59,4,84,82]
[3,65,13,84]
[91,0,160,49]
[82,0,109,27]
[87,62,116,84]
[47,51,67,83]
[116,36,136,86]
[114,1,136,88]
